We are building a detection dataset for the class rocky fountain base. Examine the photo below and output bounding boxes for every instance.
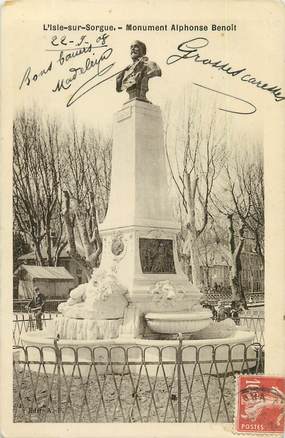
[44,267,214,341]
[20,268,256,377]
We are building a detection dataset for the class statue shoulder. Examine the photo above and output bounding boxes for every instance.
[147,60,160,69]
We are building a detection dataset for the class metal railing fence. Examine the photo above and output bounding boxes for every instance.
[13,313,54,346]
[13,299,66,313]
[13,341,264,423]
[239,316,265,344]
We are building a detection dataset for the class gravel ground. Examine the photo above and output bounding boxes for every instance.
[14,366,235,423]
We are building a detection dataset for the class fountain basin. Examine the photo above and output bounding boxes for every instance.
[145,310,212,334]
[19,328,257,377]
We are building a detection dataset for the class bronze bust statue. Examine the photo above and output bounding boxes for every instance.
[116,40,161,102]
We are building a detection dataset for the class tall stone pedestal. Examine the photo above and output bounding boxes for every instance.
[99,100,201,337]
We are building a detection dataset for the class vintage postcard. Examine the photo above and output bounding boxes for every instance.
[0,0,285,437]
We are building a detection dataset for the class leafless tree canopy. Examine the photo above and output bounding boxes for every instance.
[165,89,264,302]
[13,110,64,265]
[13,108,111,277]
[165,90,227,287]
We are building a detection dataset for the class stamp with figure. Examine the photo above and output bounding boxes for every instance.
[235,375,285,434]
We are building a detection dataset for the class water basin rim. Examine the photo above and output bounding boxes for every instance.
[57,316,124,321]
[145,311,212,321]
[21,329,255,347]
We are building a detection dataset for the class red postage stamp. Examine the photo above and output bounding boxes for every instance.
[235,375,285,434]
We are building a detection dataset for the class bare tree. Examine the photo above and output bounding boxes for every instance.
[13,109,111,274]
[165,90,226,288]
[226,147,264,266]
[211,144,264,305]
[227,214,247,305]
[61,121,111,279]
[62,191,102,279]
[198,226,221,288]
[13,109,66,265]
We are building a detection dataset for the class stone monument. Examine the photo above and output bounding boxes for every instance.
[57,41,211,340]
[21,42,255,378]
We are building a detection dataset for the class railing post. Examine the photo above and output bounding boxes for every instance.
[28,312,33,331]
[54,338,62,422]
[177,332,183,423]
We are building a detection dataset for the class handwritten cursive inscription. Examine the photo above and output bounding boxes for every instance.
[66,68,122,107]
[193,83,256,115]
[19,33,285,112]
[52,47,114,93]
[19,32,117,107]
[19,61,53,89]
[167,37,285,104]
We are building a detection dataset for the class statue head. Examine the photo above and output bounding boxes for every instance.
[130,40,146,61]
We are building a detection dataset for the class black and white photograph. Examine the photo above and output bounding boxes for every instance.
[0,1,284,437]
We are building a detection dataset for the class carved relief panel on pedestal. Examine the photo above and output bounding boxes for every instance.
[139,238,176,274]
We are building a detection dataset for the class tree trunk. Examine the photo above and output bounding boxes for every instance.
[46,222,53,266]
[62,191,93,280]
[228,215,247,307]
[205,266,210,288]
[254,230,264,268]
[184,172,202,288]
[238,272,248,309]
[62,191,102,280]
[190,237,201,287]
[230,259,240,301]
[183,230,201,288]
[34,241,45,266]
